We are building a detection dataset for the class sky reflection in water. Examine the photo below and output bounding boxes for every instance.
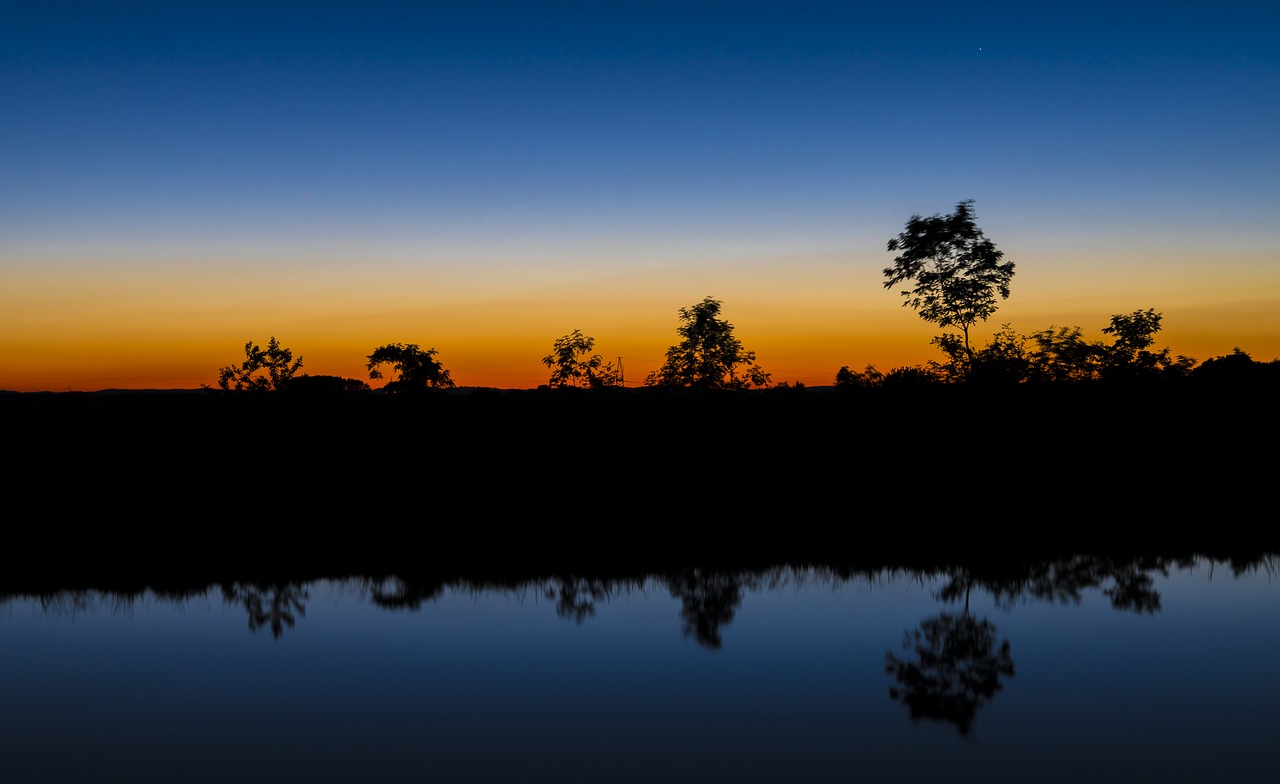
[2,558,1276,783]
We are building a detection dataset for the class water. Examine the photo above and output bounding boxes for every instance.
[2,557,1276,783]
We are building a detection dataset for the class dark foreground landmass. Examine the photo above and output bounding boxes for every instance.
[3,383,1276,586]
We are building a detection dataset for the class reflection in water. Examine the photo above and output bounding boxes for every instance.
[368,575,447,610]
[221,582,309,639]
[3,554,1276,784]
[667,570,744,650]
[1103,563,1163,613]
[546,576,613,624]
[935,555,1172,615]
[882,556,1173,735]
[4,555,1274,648]
[885,612,1015,737]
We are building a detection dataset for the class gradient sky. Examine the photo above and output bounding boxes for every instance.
[3,1,1277,390]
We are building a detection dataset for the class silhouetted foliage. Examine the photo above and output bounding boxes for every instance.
[909,310,1198,385]
[285,374,371,394]
[834,364,884,389]
[1099,309,1195,382]
[366,343,455,390]
[885,200,1015,361]
[542,329,620,388]
[1191,347,1280,385]
[936,323,1030,384]
[1025,325,1104,383]
[645,296,771,390]
[213,336,303,391]
[766,380,806,393]
[880,365,942,386]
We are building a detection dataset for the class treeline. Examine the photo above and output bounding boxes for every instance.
[212,304,1279,397]
[203,200,1275,394]
[836,317,1280,389]
[210,295,773,393]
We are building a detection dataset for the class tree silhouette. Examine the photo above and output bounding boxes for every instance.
[884,200,1014,362]
[1191,348,1280,385]
[834,363,884,389]
[1099,309,1195,382]
[1020,310,1194,384]
[1025,325,1105,383]
[644,296,770,390]
[285,374,371,394]
[366,343,455,390]
[935,323,1030,384]
[541,329,620,388]
[214,336,303,391]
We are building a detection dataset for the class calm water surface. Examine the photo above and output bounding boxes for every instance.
[2,557,1276,783]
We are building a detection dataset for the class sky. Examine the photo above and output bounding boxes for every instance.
[2,0,1278,391]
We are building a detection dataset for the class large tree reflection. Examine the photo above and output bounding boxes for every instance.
[883,555,1177,735]
[885,610,1015,737]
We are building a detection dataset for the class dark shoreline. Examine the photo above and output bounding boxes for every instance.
[6,384,1276,586]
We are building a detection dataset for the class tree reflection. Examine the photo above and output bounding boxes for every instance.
[936,555,1168,615]
[667,570,744,650]
[885,611,1015,737]
[1102,562,1162,613]
[546,577,611,624]
[367,576,446,610]
[221,582,309,639]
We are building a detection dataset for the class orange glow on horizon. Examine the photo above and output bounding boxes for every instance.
[3,247,1278,392]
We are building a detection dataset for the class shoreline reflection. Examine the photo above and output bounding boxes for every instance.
[6,555,1272,646]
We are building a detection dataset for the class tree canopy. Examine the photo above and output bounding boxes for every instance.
[838,308,1203,387]
[644,296,770,390]
[884,200,1014,357]
[1098,308,1194,381]
[366,343,455,390]
[215,336,302,391]
[542,329,620,388]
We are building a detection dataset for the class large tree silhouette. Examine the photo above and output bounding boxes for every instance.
[366,343,455,390]
[884,200,1014,362]
[644,296,770,390]
[542,329,620,389]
